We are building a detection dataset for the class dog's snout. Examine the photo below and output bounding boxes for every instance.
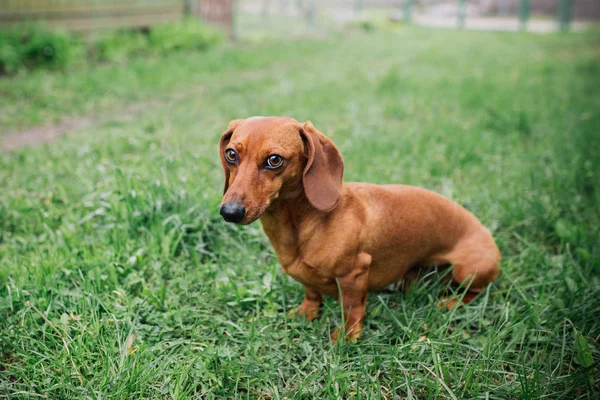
[220,203,246,223]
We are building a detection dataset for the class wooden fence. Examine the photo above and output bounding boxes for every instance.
[0,0,233,33]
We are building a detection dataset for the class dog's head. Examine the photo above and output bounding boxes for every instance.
[219,116,344,224]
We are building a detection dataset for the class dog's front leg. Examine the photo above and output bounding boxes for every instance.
[331,252,371,342]
[331,288,367,342]
[288,286,323,321]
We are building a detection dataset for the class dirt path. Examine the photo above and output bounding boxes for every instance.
[0,118,94,151]
[0,63,277,152]
[410,15,590,33]
[0,86,207,152]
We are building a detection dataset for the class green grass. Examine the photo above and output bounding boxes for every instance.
[1,25,600,399]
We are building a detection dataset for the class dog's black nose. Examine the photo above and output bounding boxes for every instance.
[220,203,246,223]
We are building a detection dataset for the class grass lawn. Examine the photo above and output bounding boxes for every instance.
[1,25,599,398]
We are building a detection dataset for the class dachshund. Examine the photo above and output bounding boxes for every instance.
[219,116,501,341]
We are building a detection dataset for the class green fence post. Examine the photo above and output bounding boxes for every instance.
[403,0,412,24]
[231,0,237,42]
[457,0,466,29]
[354,0,362,13]
[182,0,191,18]
[518,0,530,31]
[557,0,573,32]
[306,0,316,25]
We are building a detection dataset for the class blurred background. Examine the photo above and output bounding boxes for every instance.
[1,1,599,398]
[1,0,598,81]
[0,0,598,41]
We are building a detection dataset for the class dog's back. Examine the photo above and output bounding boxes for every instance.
[343,183,500,290]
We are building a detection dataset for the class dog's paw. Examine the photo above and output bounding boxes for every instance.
[438,292,479,310]
[437,296,458,310]
[287,305,320,321]
[330,326,362,343]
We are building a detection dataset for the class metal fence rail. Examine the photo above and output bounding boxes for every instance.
[248,0,590,33]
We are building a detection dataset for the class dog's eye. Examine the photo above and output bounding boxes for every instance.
[266,154,284,169]
[224,149,237,165]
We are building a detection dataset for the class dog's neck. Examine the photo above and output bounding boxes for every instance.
[259,191,324,267]
[260,191,318,235]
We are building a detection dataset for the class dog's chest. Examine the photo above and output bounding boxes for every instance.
[260,212,340,289]
[264,233,335,288]
[282,257,334,288]
[265,229,298,267]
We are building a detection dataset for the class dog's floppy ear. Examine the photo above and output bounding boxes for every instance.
[220,119,243,194]
[300,121,344,212]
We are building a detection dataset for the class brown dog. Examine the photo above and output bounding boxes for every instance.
[219,116,501,341]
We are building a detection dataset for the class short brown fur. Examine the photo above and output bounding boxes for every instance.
[219,116,501,341]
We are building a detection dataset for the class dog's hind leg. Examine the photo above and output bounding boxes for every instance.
[396,268,422,292]
[439,233,501,309]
